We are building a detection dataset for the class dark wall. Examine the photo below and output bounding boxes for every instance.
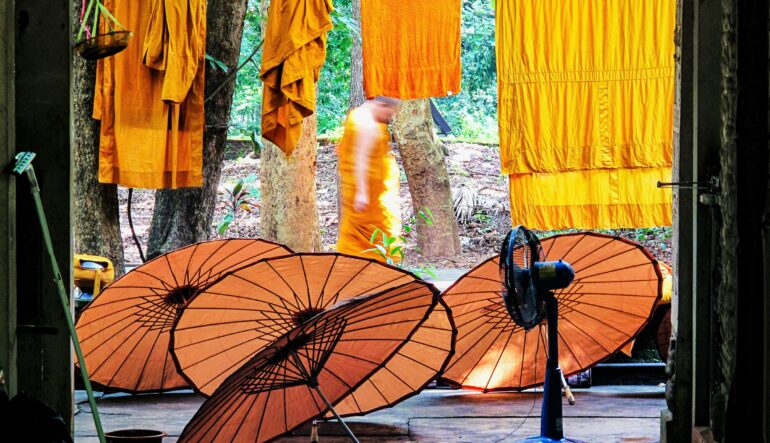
[14,0,73,427]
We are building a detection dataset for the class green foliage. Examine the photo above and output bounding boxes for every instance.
[217,173,261,236]
[363,208,437,279]
[228,0,499,142]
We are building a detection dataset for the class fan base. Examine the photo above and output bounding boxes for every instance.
[517,437,585,442]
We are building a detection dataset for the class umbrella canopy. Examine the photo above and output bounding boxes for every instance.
[172,253,454,417]
[440,232,662,392]
[75,239,292,393]
[178,280,440,443]
[331,297,455,417]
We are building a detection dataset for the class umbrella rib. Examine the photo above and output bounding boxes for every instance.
[182,243,199,287]
[564,300,650,320]
[559,315,614,354]
[557,329,585,370]
[484,325,516,391]
[574,261,657,281]
[517,325,529,386]
[559,290,658,298]
[175,326,281,351]
[103,323,159,389]
[545,232,588,263]
[266,261,308,311]
[318,255,339,309]
[564,306,635,340]
[132,327,169,392]
[82,321,145,375]
[559,236,614,267]
[162,253,184,290]
[299,255,313,309]
[78,308,142,344]
[398,350,446,373]
[408,337,453,353]
[570,247,642,274]
[451,322,509,383]
[227,273,304,311]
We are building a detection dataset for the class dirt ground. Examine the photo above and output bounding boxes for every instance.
[118,141,672,270]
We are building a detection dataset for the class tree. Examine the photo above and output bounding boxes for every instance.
[72,5,125,274]
[146,0,249,257]
[393,99,461,257]
[349,0,365,110]
[258,0,322,252]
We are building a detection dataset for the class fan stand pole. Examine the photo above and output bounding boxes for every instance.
[289,350,360,443]
[540,291,565,441]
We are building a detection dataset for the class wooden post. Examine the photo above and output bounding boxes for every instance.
[691,0,722,429]
[14,0,74,431]
[0,0,17,401]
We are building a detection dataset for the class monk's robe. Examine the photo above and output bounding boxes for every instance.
[497,0,675,229]
[337,109,401,262]
[94,0,206,189]
[260,0,333,155]
[361,0,461,99]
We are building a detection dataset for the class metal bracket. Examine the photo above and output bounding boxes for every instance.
[658,176,721,206]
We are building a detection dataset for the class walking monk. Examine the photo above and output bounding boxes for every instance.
[337,97,402,262]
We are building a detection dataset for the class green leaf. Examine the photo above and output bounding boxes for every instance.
[369,228,381,245]
[390,246,403,256]
[375,244,388,255]
[232,181,244,197]
[205,53,229,73]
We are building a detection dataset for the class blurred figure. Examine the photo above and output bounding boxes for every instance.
[336,97,402,262]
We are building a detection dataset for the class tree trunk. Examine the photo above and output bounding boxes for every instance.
[393,99,461,257]
[258,0,321,252]
[146,0,249,258]
[72,8,125,274]
[349,0,366,109]
[259,117,322,252]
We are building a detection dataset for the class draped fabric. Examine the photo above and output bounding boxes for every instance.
[336,109,401,261]
[497,0,675,229]
[361,0,462,99]
[260,0,333,155]
[94,0,206,189]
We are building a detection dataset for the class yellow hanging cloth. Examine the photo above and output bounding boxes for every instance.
[260,0,333,155]
[497,0,675,229]
[336,109,401,262]
[361,0,462,99]
[94,0,206,189]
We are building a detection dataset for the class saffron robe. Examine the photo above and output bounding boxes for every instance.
[94,0,206,189]
[361,0,462,99]
[260,0,333,155]
[498,0,675,228]
[337,109,401,262]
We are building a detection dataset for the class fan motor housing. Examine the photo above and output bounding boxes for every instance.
[533,260,575,291]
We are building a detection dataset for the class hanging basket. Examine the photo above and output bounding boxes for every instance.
[74,0,132,60]
[74,30,132,60]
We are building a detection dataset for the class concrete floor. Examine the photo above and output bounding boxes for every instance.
[75,386,665,442]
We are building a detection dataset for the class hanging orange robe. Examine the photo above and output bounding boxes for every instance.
[94,0,206,189]
[260,0,333,155]
[361,0,462,99]
[497,0,675,229]
[337,109,401,262]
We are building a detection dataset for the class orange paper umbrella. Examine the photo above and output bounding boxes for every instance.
[75,239,292,393]
[178,280,440,443]
[441,232,662,392]
[172,253,455,417]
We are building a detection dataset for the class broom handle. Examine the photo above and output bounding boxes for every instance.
[25,167,106,443]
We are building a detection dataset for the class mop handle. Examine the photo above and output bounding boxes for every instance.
[15,157,106,443]
[559,371,576,406]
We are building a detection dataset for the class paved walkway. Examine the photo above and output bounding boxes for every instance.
[75,386,665,442]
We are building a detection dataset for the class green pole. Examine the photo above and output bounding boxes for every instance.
[13,153,106,443]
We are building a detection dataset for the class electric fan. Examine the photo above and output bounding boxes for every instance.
[500,226,579,442]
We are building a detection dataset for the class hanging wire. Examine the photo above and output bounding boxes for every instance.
[127,188,146,263]
[204,39,265,104]
[492,325,543,443]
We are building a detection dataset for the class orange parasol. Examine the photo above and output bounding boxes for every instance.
[172,253,455,417]
[75,239,292,393]
[440,232,662,391]
[177,280,441,443]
